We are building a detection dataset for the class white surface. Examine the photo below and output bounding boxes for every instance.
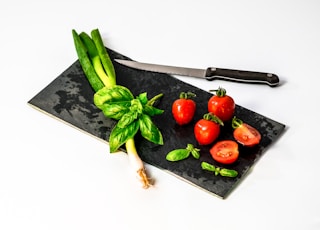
[1,1,319,229]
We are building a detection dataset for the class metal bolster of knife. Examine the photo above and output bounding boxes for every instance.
[205,67,280,86]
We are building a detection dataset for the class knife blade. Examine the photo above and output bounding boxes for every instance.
[114,59,279,86]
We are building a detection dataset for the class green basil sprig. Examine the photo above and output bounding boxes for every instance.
[201,162,238,178]
[94,85,164,152]
[166,144,238,178]
[166,144,200,161]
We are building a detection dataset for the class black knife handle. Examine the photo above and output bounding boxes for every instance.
[205,67,279,86]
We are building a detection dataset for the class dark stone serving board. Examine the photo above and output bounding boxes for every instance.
[28,48,285,199]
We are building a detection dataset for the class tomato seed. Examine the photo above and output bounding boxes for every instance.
[217,151,232,157]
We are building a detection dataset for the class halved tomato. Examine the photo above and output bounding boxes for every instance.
[210,140,239,164]
[232,117,261,147]
[233,123,261,147]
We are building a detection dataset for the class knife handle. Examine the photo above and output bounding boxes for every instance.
[205,67,279,86]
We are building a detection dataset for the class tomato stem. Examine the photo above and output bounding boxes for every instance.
[203,112,224,126]
[231,116,243,129]
[209,87,227,97]
[179,91,196,99]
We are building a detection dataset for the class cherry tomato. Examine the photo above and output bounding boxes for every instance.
[210,140,239,164]
[194,113,223,145]
[172,92,196,125]
[208,87,235,122]
[232,117,261,147]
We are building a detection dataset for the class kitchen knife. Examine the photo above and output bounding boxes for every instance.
[114,59,279,86]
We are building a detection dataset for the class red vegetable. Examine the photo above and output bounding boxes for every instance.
[172,92,196,125]
[208,87,235,122]
[210,140,239,164]
[194,113,223,145]
[232,117,261,147]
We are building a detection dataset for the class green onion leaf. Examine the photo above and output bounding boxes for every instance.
[72,29,104,92]
[91,29,116,86]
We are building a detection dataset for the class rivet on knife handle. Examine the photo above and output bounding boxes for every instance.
[205,67,279,86]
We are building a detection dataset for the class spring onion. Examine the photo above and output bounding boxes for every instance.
[72,28,164,188]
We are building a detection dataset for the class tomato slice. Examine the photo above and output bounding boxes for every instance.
[233,123,261,147]
[210,140,239,164]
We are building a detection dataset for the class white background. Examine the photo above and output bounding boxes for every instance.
[1,0,319,229]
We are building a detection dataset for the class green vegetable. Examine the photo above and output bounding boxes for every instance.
[79,32,113,88]
[166,144,200,161]
[72,30,104,92]
[201,161,238,178]
[139,113,163,145]
[166,149,190,161]
[91,29,116,83]
[219,168,238,177]
[72,28,164,188]
[94,87,164,152]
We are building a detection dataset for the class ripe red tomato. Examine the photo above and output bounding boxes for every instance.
[232,117,261,147]
[210,140,239,164]
[208,87,235,122]
[172,92,196,125]
[194,113,223,145]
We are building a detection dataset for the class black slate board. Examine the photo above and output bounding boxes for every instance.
[28,49,285,198]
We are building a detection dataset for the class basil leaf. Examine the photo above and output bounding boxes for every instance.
[109,121,139,153]
[100,102,130,120]
[118,111,138,128]
[220,169,238,178]
[139,114,163,145]
[143,105,164,116]
[191,149,200,159]
[94,85,134,108]
[138,92,148,105]
[166,149,190,161]
[201,162,216,172]
[185,144,200,159]
[130,98,143,114]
